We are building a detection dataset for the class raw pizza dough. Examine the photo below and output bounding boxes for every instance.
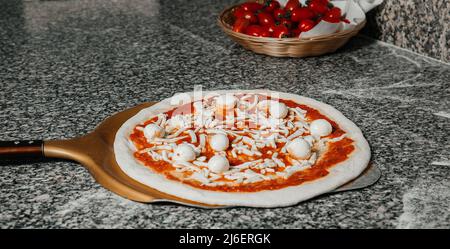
[114,90,371,207]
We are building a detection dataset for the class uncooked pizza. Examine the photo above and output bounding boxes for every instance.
[114,90,370,207]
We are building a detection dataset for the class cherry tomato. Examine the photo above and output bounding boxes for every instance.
[264,0,280,12]
[290,7,315,22]
[298,19,316,32]
[265,23,277,33]
[257,12,275,26]
[308,1,329,15]
[242,11,258,24]
[272,24,290,38]
[273,8,287,20]
[322,7,342,23]
[291,28,302,38]
[284,0,300,12]
[260,26,272,37]
[241,2,263,12]
[245,25,264,37]
[233,6,246,18]
[313,0,330,5]
[279,18,293,29]
[233,18,249,33]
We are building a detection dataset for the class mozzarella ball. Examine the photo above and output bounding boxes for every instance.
[303,135,314,147]
[143,123,165,140]
[173,144,196,162]
[269,101,288,119]
[286,138,311,160]
[210,134,229,151]
[168,115,188,129]
[216,94,237,110]
[207,155,230,173]
[310,119,332,137]
[257,100,275,112]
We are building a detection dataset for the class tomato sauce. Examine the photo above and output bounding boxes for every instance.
[129,94,355,192]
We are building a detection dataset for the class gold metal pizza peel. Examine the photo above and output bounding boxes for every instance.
[0,102,381,208]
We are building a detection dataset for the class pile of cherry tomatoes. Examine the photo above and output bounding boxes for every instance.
[232,0,348,38]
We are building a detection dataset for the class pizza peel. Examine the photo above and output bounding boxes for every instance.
[0,102,381,208]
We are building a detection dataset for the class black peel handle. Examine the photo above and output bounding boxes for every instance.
[0,140,44,161]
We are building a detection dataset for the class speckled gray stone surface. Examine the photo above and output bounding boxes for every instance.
[362,0,450,62]
[0,0,449,228]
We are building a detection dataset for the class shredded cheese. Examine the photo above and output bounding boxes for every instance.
[132,93,348,187]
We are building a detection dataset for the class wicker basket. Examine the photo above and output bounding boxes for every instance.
[217,2,366,57]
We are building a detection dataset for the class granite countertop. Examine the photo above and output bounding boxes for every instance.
[0,0,449,228]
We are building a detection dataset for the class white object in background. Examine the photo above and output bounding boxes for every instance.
[355,0,383,13]
[280,0,383,38]
[299,21,342,38]
[300,0,349,38]
[279,0,382,14]
[340,0,367,30]
[277,0,289,6]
